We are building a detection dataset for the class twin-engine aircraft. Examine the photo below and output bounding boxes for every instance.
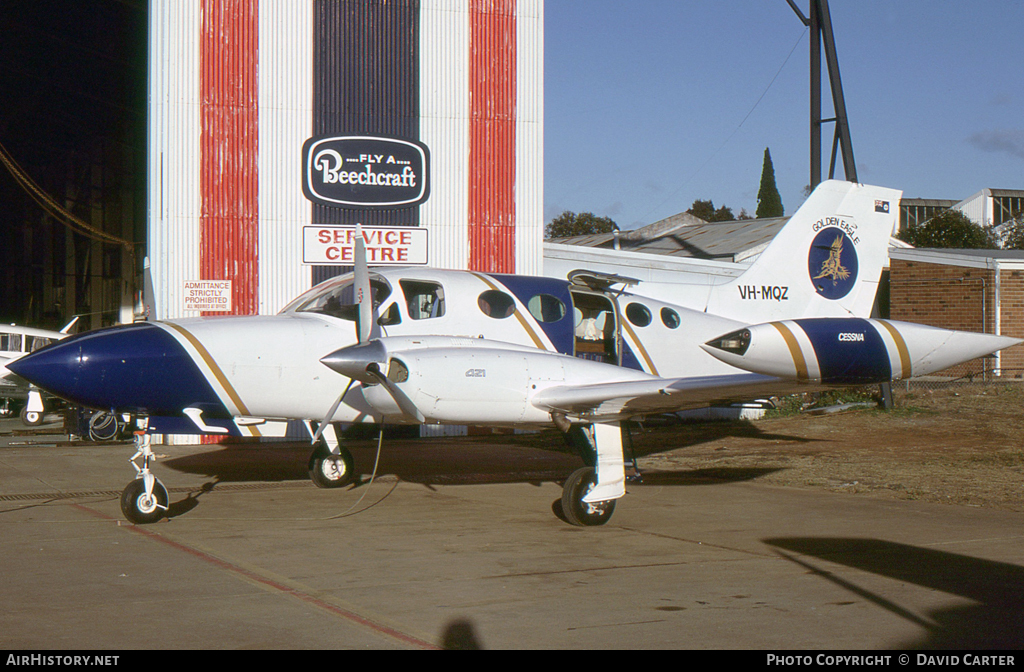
[0,318,77,425]
[10,181,1018,526]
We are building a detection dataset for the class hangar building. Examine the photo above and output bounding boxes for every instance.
[148,0,544,320]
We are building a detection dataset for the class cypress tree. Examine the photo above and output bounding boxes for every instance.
[756,148,784,218]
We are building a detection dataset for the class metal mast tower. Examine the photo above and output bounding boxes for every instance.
[787,0,857,188]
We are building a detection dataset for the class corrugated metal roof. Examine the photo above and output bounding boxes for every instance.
[550,215,789,263]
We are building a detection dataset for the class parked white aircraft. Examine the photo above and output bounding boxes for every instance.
[0,318,77,425]
[9,181,1018,525]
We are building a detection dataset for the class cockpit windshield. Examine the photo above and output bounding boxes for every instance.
[283,276,393,320]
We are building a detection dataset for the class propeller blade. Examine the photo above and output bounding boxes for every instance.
[365,363,426,424]
[352,224,376,343]
[312,378,355,444]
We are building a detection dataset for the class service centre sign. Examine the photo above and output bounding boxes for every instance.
[303,226,428,265]
[302,135,430,209]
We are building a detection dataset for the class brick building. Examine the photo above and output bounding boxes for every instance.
[889,248,1024,379]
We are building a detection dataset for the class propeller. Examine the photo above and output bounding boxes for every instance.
[311,378,354,444]
[312,224,375,443]
[352,223,378,343]
[312,224,425,443]
[318,342,425,423]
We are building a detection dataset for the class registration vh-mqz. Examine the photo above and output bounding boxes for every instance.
[10,181,1019,526]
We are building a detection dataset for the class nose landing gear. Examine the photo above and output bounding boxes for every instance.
[120,419,169,524]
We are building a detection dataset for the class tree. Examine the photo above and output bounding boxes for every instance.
[897,209,997,249]
[1001,212,1024,250]
[687,199,736,222]
[756,148,784,218]
[545,211,617,239]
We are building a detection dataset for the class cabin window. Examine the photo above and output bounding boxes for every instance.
[0,334,23,352]
[661,307,681,329]
[294,278,392,321]
[527,294,565,323]
[28,337,52,351]
[378,303,402,326]
[401,280,446,320]
[478,290,515,319]
[625,302,652,327]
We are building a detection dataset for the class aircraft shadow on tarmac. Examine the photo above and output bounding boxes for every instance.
[765,537,1024,650]
[628,417,815,458]
[157,425,793,520]
[161,437,785,489]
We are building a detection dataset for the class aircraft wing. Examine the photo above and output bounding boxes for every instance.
[531,372,803,421]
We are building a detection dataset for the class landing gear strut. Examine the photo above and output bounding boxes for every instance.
[558,420,627,526]
[120,419,169,524]
[20,389,45,426]
[308,422,356,489]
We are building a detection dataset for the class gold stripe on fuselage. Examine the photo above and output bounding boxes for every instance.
[875,319,912,380]
[619,319,659,376]
[471,273,549,351]
[770,321,809,380]
[161,322,257,434]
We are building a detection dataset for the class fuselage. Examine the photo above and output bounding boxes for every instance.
[11,267,747,429]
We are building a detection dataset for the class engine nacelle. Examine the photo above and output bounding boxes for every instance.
[356,340,653,426]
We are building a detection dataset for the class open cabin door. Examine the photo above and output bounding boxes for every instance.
[567,270,641,368]
[570,289,619,365]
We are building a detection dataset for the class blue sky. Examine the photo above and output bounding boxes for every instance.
[544,0,1024,229]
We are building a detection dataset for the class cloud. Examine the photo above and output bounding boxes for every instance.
[968,130,1024,161]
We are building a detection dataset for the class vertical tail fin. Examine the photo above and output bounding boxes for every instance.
[704,180,901,321]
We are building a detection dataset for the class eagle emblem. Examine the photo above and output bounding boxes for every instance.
[812,233,851,285]
[807,227,858,300]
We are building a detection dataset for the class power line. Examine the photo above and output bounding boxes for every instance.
[0,140,137,249]
[638,27,809,224]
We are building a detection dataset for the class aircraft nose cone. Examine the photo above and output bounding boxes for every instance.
[7,322,224,415]
[6,337,83,396]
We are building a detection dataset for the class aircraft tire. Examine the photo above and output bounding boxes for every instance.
[561,467,616,527]
[309,446,355,489]
[120,479,169,525]
[20,407,43,426]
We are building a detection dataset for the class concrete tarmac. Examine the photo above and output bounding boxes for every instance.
[1,419,1023,650]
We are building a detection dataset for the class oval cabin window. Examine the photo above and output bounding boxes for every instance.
[625,302,652,327]
[478,290,515,319]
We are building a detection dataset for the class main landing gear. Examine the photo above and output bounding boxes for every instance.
[561,466,616,526]
[558,421,629,526]
[120,418,169,524]
[308,422,356,489]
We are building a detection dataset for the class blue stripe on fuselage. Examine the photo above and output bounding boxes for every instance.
[10,322,228,417]
[796,318,891,384]
[485,274,575,356]
[619,342,643,372]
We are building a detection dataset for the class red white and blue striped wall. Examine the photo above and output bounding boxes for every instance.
[148,0,544,319]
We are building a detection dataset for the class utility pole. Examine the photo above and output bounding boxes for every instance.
[786,0,857,189]
[787,1,891,409]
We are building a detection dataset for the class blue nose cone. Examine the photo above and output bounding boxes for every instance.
[8,322,224,415]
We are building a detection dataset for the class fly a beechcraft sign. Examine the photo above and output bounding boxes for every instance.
[302,135,430,209]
